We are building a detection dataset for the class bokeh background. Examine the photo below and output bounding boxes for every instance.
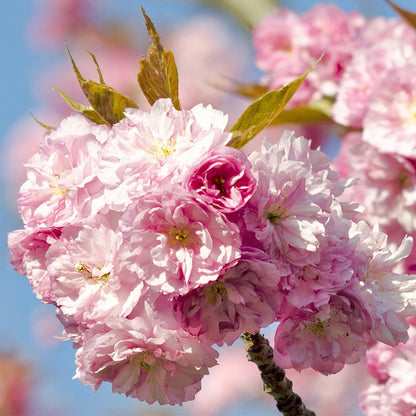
[0,1,405,415]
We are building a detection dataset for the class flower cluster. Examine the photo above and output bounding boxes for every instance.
[9,92,416,404]
[252,3,416,413]
[359,325,416,415]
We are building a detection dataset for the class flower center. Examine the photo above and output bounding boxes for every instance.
[212,176,227,195]
[266,204,289,224]
[76,263,110,285]
[204,281,227,304]
[307,318,329,338]
[168,226,193,247]
[152,139,176,158]
[398,172,411,188]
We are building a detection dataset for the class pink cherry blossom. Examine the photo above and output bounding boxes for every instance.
[349,221,416,346]
[274,293,371,375]
[74,303,218,405]
[173,248,282,346]
[185,146,256,213]
[363,64,416,158]
[105,98,231,183]
[8,228,61,304]
[333,132,416,234]
[332,38,415,128]
[243,131,353,266]
[17,114,110,229]
[45,224,144,325]
[120,185,241,295]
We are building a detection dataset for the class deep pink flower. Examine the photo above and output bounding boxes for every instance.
[186,146,256,213]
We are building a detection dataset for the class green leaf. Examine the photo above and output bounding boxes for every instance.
[51,87,107,125]
[271,98,333,125]
[235,83,269,100]
[385,0,416,30]
[228,55,323,149]
[64,47,139,125]
[138,7,181,110]
[28,111,54,130]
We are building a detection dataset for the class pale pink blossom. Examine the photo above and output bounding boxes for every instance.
[363,64,416,158]
[8,228,61,304]
[173,248,282,346]
[45,224,143,325]
[253,4,365,105]
[185,146,256,213]
[243,132,352,266]
[120,186,241,295]
[333,132,416,233]
[17,114,110,228]
[349,221,416,346]
[75,303,218,405]
[274,293,371,374]
[333,38,416,128]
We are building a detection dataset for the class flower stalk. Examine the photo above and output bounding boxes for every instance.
[241,332,316,416]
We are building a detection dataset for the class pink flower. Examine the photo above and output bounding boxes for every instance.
[349,221,416,346]
[173,248,282,345]
[363,64,416,158]
[185,146,256,213]
[106,98,231,183]
[74,303,218,405]
[332,132,416,233]
[120,186,241,295]
[45,224,143,325]
[17,114,110,228]
[253,4,365,105]
[274,293,371,374]
[8,228,61,304]
[243,132,351,266]
[332,38,415,128]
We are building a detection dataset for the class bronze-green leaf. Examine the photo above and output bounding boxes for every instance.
[228,55,323,149]
[235,83,269,100]
[138,7,181,110]
[385,0,416,30]
[51,87,107,125]
[28,111,54,130]
[65,47,139,125]
[271,97,333,125]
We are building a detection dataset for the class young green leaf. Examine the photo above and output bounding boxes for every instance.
[138,7,181,110]
[270,98,333,125]
[62,47,139,125]
[385,0,416,30]
[228,55,323,149]
[28,111,54,130]
[51,87,108,125]
[234,83,269,100]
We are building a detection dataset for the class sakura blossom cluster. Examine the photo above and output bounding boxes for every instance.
[253,3,416,262]
[253,3,416,414]
[8,95,416,405]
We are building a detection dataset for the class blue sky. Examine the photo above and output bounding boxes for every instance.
[0,1,404,415]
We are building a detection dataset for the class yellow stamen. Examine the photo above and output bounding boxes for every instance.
[204,281,227,304]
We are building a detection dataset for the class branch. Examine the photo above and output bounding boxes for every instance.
[241,332,316,416]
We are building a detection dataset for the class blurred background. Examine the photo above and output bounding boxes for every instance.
[0,0,405,415]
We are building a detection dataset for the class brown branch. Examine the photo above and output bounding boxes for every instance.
[241,332,316,416]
